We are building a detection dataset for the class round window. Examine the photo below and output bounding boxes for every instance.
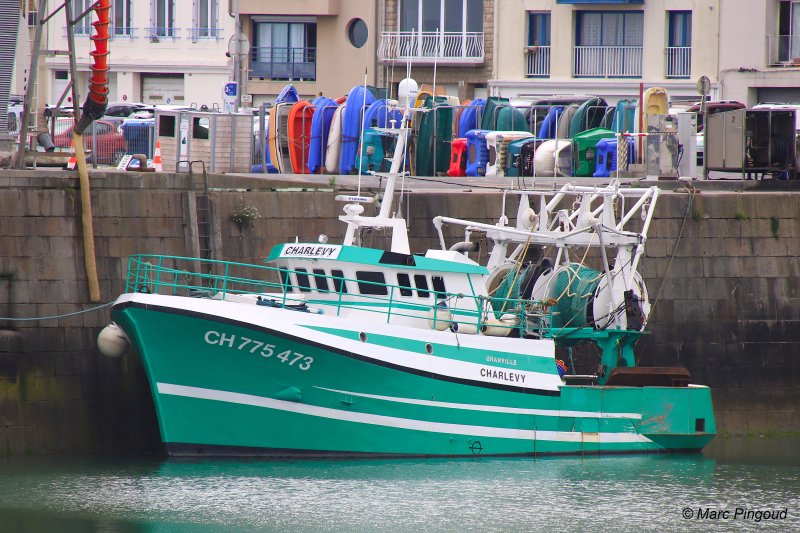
[348,19,368,48]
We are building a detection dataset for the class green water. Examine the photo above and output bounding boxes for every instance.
[1,437,798,532]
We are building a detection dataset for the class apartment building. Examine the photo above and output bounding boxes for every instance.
[377,0,492,101]
[43,0,233,107]
[491,0,720,104]
[240,0,378,104]
[719,0,800,106]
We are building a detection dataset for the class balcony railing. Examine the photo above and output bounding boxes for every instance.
[767,35,800,66]
[377,31,484,64]
[110,27,138,40]
[250,47,316,81]
[665,47,691,78]
[525,46,551,77]
[188,27,224,42]
[573,46,642,78]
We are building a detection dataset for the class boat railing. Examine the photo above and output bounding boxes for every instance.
[125,254,557,338]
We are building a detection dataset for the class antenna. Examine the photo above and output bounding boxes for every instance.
[356,0,374,197]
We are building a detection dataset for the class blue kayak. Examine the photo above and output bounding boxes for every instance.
[276,85,300,104]
[537,107,563,139]
[362,99,402,131]
[458,98,485,138]
[307,98,339,174]
[339,85,376,174]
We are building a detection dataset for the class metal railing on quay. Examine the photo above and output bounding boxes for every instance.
[125,254,554,337]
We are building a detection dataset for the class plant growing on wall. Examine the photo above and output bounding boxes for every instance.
[230,201,260,228]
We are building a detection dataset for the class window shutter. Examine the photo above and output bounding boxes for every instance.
[150,0,155,31]
[213,0,219,34]
[192,0,198,42]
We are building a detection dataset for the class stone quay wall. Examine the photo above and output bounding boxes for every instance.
[1,171,799,453]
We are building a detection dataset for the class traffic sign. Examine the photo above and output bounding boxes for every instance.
[223,82,238,98]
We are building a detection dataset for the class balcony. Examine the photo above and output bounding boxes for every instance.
[525,46,551,77]
[767,35,800,66]
[573,46,642,78]
[665,47,691,78]
[249,47,316,81]
[377,32,484,64]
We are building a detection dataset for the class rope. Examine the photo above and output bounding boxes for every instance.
[0,301,114,321]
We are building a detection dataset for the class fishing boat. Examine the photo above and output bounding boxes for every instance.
[103,105,715,457]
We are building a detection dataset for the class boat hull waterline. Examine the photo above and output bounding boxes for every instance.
[113,293,716,458]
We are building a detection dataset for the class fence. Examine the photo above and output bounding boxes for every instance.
[573,46,642,77]
[48,117,155,168]
[525,46,551,77]
[665,47,691,78]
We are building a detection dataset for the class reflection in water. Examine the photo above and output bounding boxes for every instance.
[0,438,798,532]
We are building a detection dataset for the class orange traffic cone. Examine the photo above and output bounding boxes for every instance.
[153,141,163,172]
[67,140,77,170]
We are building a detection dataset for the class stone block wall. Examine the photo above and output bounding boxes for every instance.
[1,173,800,453]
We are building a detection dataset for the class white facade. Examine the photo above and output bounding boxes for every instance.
[718,0,800,106]
[492,0,721,105]
[41,0,234,108]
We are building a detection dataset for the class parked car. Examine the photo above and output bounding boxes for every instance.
[53,119,127,164]
[102,102,149,126]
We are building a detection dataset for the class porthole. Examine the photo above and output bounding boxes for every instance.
[348,18,368,48]
[425,343,433,355]
[359,332,368,343]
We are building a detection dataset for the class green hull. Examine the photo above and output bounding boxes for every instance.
[112,295,716,457]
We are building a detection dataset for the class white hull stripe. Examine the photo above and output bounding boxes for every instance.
[157,383,652,444]
[314,386,642,419]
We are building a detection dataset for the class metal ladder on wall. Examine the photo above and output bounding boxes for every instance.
[189,161,214,277]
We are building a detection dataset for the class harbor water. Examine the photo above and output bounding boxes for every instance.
[1,437,798,532]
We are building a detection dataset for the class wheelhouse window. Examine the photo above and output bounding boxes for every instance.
[431,276,447,299]
[313,269,330,292]
[294,268,311,293]
[356,272,388,296]
[251,17,317,81]
[331,270,348,294]
[414,275,430,298]
[397,274,413,297]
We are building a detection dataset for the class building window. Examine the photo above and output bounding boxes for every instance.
[777,1,800,63]
[348,18,368,48]
[666,11,691,78]
[251,18,317,81]
[71,0,93,35]
[526,12,551,77]
[576,11,643,48]
[149,0,176,39]
[574,11,643,78]
[192,0,219,41]
[397,0,482,58]
[528,12,550,47]
[668,11,691,48]
[113,0,133,37]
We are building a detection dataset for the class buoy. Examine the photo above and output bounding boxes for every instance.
[153,140,163,171]
[426,302,452,331]
[480,314,518,337]
[97,322,130,358]
[67,140,77,170]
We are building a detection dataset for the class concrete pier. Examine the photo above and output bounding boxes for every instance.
[1,170,799,453]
